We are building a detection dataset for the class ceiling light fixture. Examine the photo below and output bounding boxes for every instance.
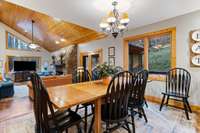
[29,20,39,49]
[99,0,130,38]
[55,41,60,44]
[24,29,28,33]
[60,38,66,42]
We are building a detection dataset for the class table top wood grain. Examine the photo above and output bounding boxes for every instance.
[47,80,108,109]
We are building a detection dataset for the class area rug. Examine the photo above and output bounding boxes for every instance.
[0,102,197,133]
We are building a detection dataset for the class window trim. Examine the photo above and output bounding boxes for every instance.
[123,27,176,81]
[6,31,31,51]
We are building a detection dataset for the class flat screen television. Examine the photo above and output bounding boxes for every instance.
[14,61,36,71]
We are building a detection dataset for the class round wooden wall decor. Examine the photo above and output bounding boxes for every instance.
[190,29,200,67]
[191,43,200,54]
[192,55,200,66]
[192,30,200,41]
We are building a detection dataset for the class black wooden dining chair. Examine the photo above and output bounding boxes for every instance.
[129,70,149,126]
[31,73,82,133]
[72,67,94,132]
[160,68,192,120]
[102,71,134,133]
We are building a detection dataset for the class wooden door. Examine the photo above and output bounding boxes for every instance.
[80,49,103,73]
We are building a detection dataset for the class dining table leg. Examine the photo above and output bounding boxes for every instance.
[94,98,102,133]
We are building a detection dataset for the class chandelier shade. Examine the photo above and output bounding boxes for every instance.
[29,43,39,49]
[99,0,130,38]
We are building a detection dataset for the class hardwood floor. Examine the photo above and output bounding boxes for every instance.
[0,97,33,122]
[196,111,200,132]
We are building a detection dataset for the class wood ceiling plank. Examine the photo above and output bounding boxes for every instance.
[0,1,105,52]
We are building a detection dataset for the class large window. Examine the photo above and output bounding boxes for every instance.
[124,28,176,80]
[148,34,171,74]
[7,32,31,50]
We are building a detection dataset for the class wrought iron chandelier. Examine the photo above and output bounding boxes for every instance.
[99,0,130,38]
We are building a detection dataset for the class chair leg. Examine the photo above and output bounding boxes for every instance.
[88,116,94,133]
[125,120,131,133]
[141,107,148,123]
[138,108,142,118]
[75,105,80,112]
[66,128,68,133]
[183,98,190,120]
[77,124,82,133]
[186,99,192,113]
[144,98,148,108]
[160,94,166,111]
[84,106,88,133]
[131,109,135,133]
[103,122,109,133]
[165,95,170,105]
[88,105,95,133]
[35,124,41,133]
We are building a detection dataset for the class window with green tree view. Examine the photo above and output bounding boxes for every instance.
[125,28,176,80]
[148,34,171,74]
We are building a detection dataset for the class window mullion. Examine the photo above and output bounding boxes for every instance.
[144,37,149,70]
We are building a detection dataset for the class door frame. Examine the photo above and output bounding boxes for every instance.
[79,48,103,72]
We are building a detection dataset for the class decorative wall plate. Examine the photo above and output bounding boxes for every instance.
[191,43,200,54]
[192,30,200,41]
[192,55,200,66]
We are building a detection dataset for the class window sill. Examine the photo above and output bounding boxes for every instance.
[148,74,165,81]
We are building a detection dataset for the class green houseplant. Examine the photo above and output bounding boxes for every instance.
[96,62,118,84]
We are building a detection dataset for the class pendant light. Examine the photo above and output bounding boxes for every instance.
[99,1,130,38]
[29,20,39,49]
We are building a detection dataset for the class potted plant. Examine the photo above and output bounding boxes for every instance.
[96,62,118,85]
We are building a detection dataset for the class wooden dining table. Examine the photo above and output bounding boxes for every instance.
[47,80,108,133]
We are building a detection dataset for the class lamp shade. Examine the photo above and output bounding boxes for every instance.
[99,22,109,28]
[107,11,116,23]
[29,43,39,49]
[120,12,130,24]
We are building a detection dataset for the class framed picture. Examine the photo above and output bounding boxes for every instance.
[108,57,115,66]
[108,47,115,56]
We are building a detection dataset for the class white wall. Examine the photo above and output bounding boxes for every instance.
[78,10,200,106]
[78,37,124,67]
[0,22,51,72]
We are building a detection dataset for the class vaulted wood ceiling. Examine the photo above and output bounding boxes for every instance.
[0,1,105,52]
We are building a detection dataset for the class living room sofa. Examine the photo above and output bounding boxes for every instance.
[0,80,14,99]
[28,74,72,100]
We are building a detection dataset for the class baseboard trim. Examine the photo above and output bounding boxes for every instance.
[145,95,200,113]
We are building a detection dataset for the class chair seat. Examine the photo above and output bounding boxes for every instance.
[162,92,188,98]
[48,110,81,131]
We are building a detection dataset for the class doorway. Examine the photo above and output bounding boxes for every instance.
[80,49,103,73]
